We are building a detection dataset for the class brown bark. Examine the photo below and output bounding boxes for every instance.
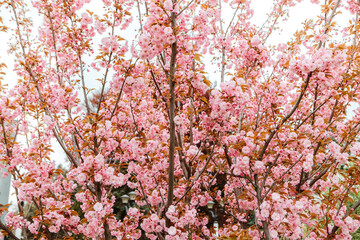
[166,9,178,226]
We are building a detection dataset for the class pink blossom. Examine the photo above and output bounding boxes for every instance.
[95,20,106,34]
[164,0,173,11]
[48,226,58,233]
[272,193,280,201]
[251,36,261,47]
[168,226,176,235]
[94,173,102,182]
[242,146,251,154]
[168,205,176,213]
[253,161,265,173]
[5,1,360,239]
[2,171,8,178]
[164,27,172,35]
[81,13,93,26]
[94,203,103,212]
[127,207,140,218]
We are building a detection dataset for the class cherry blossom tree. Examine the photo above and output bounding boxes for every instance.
[1,0,360,239]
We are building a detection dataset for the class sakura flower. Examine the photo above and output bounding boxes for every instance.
[253,161,265,173]
[350,142,360,155]
[95,20,106,34]
[270,230,278,238]
[93,202,103,212]
[314,34,322,42]
[271,193,280,201]
[2,171,8,178]
[251,35,261,47]
[102,0,112,6]
[242,146,251,154]
[261,209,269,218]
[168,205,176,213]
[77,173,87,183]
[174,115,181,125]
[164,0,173,11]
[81,13,93,26]
[187,145,198,156]
[303,161,312,172]
[168,226,177,236]
[48,226,58,233]
[94,173,102,182]
[127,207,140,218]
[164,27,172,35]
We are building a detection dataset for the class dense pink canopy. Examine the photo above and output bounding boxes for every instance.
[1,0,360,239]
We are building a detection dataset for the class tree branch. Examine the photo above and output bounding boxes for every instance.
[166,10,178,220]
[258,72,312,161]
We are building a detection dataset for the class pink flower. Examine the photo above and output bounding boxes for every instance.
[271,193,280,201]
[187,145,198,156]
[2,171,8,178]
[254,161,265,173]
[242,146,251,154]
[168,226,176,236]
[168,205,176,213]
[95,20,106,34]
[164,0,173,11]
[94,173,102,182]
[77,173,87,183]
[102,0,112,6]
[48,226,58,233]
[314,34,321,42]
[164,27,172,35]
[127,207,140,218]
[261,209,269,218]
[251,36,261,47]
[270,230,278,238]
[202,227,210,236]
[351,142,360,155]
[94,202,103,212]
[303,161,312,172]
[81,13,93,26]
